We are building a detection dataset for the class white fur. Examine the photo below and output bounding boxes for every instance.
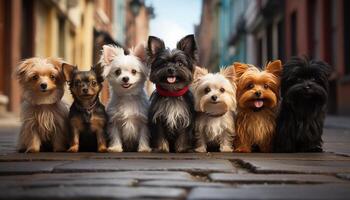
[151,97,190,130]
[192,67,237,152]
[101,44,151,152]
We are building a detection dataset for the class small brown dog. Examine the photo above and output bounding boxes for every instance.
[16,57,69,152]
[234,60,282,153]
[63,63,108,152]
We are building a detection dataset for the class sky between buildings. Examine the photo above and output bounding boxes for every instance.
[145,0,202,48]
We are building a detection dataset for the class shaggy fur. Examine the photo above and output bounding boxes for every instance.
[100,44,151,152]
[274,57,331,152]
[147,34,197,153]
[234,60,282,153]
[16,57,68,152]
[192,66,237,152]
[63,63,108,152]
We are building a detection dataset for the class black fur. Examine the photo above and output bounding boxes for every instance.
[147,34,197,153]
[273,57,332,152]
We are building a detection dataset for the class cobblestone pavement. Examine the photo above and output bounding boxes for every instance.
[0,117,349,199]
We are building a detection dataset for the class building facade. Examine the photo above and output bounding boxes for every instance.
[197,0,350,116]
[0,0,151,114]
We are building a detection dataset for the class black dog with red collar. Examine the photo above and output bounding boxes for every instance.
[147,35,197,153]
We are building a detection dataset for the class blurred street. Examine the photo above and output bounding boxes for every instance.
[0,116,349,199]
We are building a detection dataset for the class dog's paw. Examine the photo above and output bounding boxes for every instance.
[67,145,79,153]
[195,146,207,153]
[152,148,169,153]
[220,146,233,153]
[25,148,40,153]
[107,146,123,153]
[98,145,108,153]
[234,146,251,153]
[138,146,152,153]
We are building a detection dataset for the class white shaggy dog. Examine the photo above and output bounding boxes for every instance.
[192,66,237,152]
[100,44,151,152]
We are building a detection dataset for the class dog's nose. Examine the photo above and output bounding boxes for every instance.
[40,83,47,90]
[167,68,175,75]
[304,83,311,89]
[255,91,261,97]
[122,77,129,83]
[82,88,89,94]
[211,95,217,101]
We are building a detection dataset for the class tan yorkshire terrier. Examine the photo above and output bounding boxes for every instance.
[192,66,236,152]
[234,60,282,153]
[16,57,69,153]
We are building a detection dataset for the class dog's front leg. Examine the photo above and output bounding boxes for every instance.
[220,131,233,152]
[67,127,79,153]
[138,124,151,152]
[96,129,108,153]
[107,124,123,152]
[152,123,169,153]
[175,128,193,153]
[194,129,207,153]
[24,132,41,153]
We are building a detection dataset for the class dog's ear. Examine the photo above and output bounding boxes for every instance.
[177,34,198,62]
[62,63,77,82]
[265,60,282,78]
[220,65,236,84]
[132,43,146,63]
[101,45,124,77]
[91,63,104,83]
[16,59,32,80]
[101,45,122,65]
[194,66,208,80]
[233,62,249,79]
[147,36,165,57]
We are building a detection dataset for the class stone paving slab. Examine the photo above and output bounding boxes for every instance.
[0,186,186,200]
[0,178,136,187]
[188,184,350,200]
[53,159,236,173]
[2,152,349,162]
[209,173,346,184]
[241,159,350,174]
[0,161,67,175]
[0,171,195,181]
[139,180,228,188]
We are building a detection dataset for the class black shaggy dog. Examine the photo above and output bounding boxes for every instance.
[147,34,197,153]
[63,63,108,153]
[273,57,332,152]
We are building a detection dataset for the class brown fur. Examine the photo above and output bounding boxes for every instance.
[16,57,69,152]
[234,60,282,153]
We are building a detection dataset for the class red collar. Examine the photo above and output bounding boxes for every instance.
[156,84,189,97]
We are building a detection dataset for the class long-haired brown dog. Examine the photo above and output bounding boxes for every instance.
[16,57,69,152]
[234,60,282,152]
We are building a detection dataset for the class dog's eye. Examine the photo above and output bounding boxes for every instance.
[247,83,254,89]
[115,69,121,76]
[32,75,39,81]
[91,80,97,86]
[131,69,137,75]
[264,83,269,89]
[220,88,225,93]
[50,75,56,80]
[178,62,183,67]
[204,87,211,94]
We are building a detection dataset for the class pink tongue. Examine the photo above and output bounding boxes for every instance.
[167,77,176,83]
[254,100,264,108]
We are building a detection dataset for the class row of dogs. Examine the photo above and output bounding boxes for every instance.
[16,34,331,153]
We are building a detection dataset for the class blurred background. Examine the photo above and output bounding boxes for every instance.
[0,0,349,120]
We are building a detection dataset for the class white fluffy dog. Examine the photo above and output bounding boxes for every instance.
[100,44,151,152]
[192,66,237,152]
